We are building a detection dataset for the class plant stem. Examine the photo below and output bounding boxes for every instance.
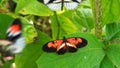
[94,0,102,39]
[54,11,60,39]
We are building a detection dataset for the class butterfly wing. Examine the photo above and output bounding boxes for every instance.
[0,19,25,60]
[66,37,87,52]
[64,0,81,9]
[47,0,62,11]
[6,19,25,54]
[42,39,67,54]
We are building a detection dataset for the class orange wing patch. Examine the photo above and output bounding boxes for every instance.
[42,40,64,52]
[9,24,20,33]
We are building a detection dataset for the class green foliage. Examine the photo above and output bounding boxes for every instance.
[0,0,120,68]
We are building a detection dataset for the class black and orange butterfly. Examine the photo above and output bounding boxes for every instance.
[38,0,82,11]
[42,37,87,54]
[0,19,25,60]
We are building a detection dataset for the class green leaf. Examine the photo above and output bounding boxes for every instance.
[0,14,14,38]
[102,0,120,25]
[15,0,53,16]
[90,0,120,25]
[37,32,105,68]
[15,30,51,68]
[61,10,74,18]
[100,56,114,68]
[106,22,120,40]
[51,13,78,39]
[21,18,38,44]
[106,44,120,68]
[73,8,94,31]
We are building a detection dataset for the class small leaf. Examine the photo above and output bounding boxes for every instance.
[21,18,38,44]
[106,44,120,68]
[73,8,94,31]
[106,22,120,40]
[37,32,105,68]
[15,30,51,68]
[15,0,53,16]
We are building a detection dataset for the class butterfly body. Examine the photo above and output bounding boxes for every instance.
[43,37,87,55]
[0,19,25,60]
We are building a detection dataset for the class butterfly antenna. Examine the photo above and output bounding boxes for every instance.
[63,36,66,42]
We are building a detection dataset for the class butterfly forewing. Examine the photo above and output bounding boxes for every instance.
[67,37,87,48]
[6,19,22,41]
[76,38,88,48]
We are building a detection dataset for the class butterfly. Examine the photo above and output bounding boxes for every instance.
[38,0,82,11]
[42,37,87,54]
[0,19,25,60]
